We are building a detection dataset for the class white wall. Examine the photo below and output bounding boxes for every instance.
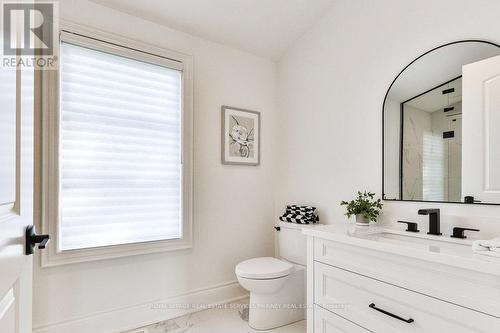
[276,0,500,237]
[33,1,278,332]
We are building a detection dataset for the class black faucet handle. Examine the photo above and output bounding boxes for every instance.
[450,227,480,239]
[397,221,420,233]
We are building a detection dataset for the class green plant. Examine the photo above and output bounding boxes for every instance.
[340,191,383,222]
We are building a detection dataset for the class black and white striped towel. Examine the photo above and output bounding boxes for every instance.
[286,205,316,212]
[279,214,316,224]
[279,205,319,224]
[285,205,318,221]
[284,209,319,219]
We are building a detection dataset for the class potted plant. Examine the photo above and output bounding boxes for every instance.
[341,191,383,226]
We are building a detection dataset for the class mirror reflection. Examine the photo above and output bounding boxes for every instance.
[383,41,500,204]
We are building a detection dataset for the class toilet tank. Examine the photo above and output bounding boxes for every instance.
[277,221,321,265]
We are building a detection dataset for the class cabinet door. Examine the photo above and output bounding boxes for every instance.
[462,54,500,202]
[314,306,370,333]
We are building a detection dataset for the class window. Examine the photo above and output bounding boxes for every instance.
[422,133,445,201]
[42,28,193,266]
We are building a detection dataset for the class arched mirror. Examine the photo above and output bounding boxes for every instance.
[383,40,500,204]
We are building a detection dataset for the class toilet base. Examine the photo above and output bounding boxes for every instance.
[248,265,305,330]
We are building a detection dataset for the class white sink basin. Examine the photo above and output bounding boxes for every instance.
[362,230,472,255]
[342,228,472,256]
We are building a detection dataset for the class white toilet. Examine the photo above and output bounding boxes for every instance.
[235,221,321,330]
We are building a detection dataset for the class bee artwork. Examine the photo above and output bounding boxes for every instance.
[221,106,260,165]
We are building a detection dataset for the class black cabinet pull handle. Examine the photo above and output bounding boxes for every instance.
[369,303,414,323]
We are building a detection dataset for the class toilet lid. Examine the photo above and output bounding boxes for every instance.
[235,257,293,279]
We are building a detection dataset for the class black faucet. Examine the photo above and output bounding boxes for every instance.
[418,209,442,236]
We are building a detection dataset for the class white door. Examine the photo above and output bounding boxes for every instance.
[462,54,500,203]
[0,53,35,333]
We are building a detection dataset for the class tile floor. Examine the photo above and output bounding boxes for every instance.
[124,299,306,333]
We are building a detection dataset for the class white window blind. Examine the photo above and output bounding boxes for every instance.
[422,133,445,201]
[59,41,183,251]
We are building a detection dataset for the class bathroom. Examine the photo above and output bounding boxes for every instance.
[1,0,500,332]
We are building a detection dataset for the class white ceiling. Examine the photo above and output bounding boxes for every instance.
[90,0,334,60]
[405,78,462,113]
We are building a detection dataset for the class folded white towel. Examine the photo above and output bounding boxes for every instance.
[472,237,500,257]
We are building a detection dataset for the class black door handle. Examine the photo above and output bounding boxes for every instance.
[25,225,50,255]
[369,303,414,323]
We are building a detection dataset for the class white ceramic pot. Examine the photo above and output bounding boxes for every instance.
[355,214,370,226]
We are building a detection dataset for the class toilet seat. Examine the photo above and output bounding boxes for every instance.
[235,257,293,280]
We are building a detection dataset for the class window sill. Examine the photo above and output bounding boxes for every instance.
[40,236,192,267]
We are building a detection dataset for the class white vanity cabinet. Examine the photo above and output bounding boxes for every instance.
[304,226,500,333]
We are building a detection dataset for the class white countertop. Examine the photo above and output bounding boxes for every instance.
[302,223,500,276]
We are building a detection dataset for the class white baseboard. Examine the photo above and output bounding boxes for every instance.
[33,281,248,333]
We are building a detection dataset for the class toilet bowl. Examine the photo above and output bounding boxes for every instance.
[235,221,322,330]
[236,257,305,330]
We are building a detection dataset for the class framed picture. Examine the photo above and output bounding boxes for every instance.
[221,105,260,165]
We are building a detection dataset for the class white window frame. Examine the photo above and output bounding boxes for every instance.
[40,21,193,267]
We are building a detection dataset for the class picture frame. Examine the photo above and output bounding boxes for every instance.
[221,105,261,166]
